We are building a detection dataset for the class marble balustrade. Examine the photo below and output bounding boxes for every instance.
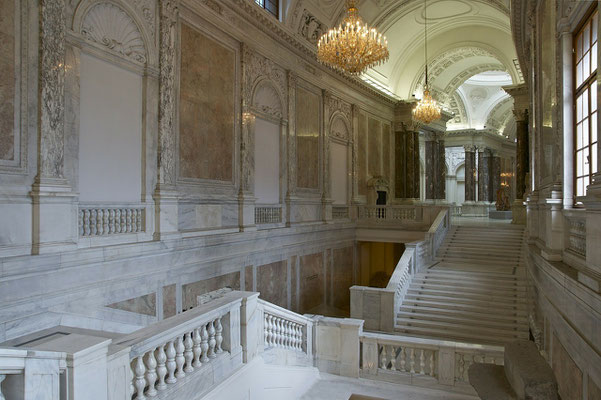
[254,205,283,225]
[564,211,586,259]
[357,205,417,221]
[113,291,245,399]
[360,331,504,387]
[259,299,313,355]
[79,206,146,237]
[331,206,349,220]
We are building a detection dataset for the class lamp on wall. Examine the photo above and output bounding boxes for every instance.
[317,0,389,75]
[412,0,441,125]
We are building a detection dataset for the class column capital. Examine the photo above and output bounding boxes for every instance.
[463,144,476,152]
[502,84,529,122]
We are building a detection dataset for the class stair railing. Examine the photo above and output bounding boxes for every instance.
[350,208,450,332]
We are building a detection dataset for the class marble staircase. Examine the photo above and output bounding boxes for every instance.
[395,225,528,345]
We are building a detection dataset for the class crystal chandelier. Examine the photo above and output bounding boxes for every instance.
[412,0,441,125]
[317,0,389,76]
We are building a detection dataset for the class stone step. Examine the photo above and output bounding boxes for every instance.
[438,244,522,254]
[435,257,521,268]
[396,311,529,331]
[393,325,525,345]
[398,306,528,324]
[407,287,527,305]
[422,268,520,280]
[409,282,525,297]
[404,294,528,311]
[446,232,524,241]
[438,248,522,258]
[417,272,522,285]
[395,317,529,338]
[402,298,528,316]
[411,277,526,290]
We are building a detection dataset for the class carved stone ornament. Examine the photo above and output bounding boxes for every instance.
[298,9,326,45]
[326,93,352,124]
[367,176,390,189]
[81,2,147,63]
[131,0,156,38]
[243,46,287,119]
[157,0,178,186]
[40,0,66,179]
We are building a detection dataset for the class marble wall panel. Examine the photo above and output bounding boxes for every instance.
[589,376,601,400]
[0,0,15,161]
[179,23,234,181]
[256,261,287,308]
[358,113,367,195]
[300,252,323,313]
[291,256,297,311]
[163,284,177,319]
[332,247,353,313]
[182,271,240,310]
[296,87,320,189]
[244,265,253,291]
[552,333,583,400]
[368,117,382,177]
[107,293,156,316]
[382,124,390,181]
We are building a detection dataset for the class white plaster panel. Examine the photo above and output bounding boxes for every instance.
[79,53,142,202]
[330,142,348,205]
[254,118,280,204]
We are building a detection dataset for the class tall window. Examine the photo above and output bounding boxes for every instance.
[575,8,598,197]
[255,0,278,18]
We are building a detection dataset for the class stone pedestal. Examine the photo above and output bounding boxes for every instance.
[153,186,180,239]
[512,199,526,224]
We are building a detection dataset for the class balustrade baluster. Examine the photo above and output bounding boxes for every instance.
[277,318,284,347]
[264,314,270,346]
[126,209,132,233]
[200,324,209,363]
[409,348,415,373]
[458,354,465,382]
[115,209,121,233]
[0,374,6,400]
[272,316,278,346]
[155,345,167,391]
[145,349,158,397]
[103,209,109,235]
[389,346,397,371]
[183,332,194,373]
[78,210,83,236]
[133,355,147,399]
[380,345,387,369]
[419,349,425,374]
[138,209,143,232]
[121,209,127,233]
[97,209,104,235]
[175,336,186,379]
[109,209,115,234]
[165,340,177,384]
[208,321,216,358]
[285,321,292,348]
[84,209,90,236]
[192,328,202,368]
[215,316,223,353]
[400,347,406,372]
[90,209,97,235]
[429,352,435,376]
[130,364,135,397]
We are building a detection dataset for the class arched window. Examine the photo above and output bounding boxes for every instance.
[574,6,599,197]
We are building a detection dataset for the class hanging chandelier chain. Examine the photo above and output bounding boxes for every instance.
[424,0,428,86]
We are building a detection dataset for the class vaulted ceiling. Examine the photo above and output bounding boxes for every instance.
[286,0,522,136]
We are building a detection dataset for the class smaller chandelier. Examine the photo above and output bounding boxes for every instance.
[317,0,389,76]
[412,88,441,125]
[412,0,442,125]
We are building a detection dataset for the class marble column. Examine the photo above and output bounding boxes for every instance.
[437,139,446,200]
[154,0,180,238]
[464,145,476,202]
[492,151,501,201]
[31,0,78,254]
[503,84,529,224]
[393,101,421,201]
[477,147,492,203]
[425,131,437,201]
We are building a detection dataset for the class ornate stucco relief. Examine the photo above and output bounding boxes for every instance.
[81,2,147,63]
[298,9,326,45]
[40,0,67,179]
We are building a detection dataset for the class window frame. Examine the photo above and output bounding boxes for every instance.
[573,5,599,200]
[254,0,279,19]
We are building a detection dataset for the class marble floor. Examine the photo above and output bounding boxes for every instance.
[301,374,476,400]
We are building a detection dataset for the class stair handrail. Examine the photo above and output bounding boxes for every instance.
[350,207,451,332]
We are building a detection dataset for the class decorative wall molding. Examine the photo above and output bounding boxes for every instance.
[81,2,148,63]
[132,0,156,39]
[157,0,178,186]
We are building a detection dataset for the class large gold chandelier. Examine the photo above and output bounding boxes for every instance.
[412,0,441,125]
[317,0,389,76]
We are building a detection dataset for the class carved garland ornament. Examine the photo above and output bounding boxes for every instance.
[81,2,147,63]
